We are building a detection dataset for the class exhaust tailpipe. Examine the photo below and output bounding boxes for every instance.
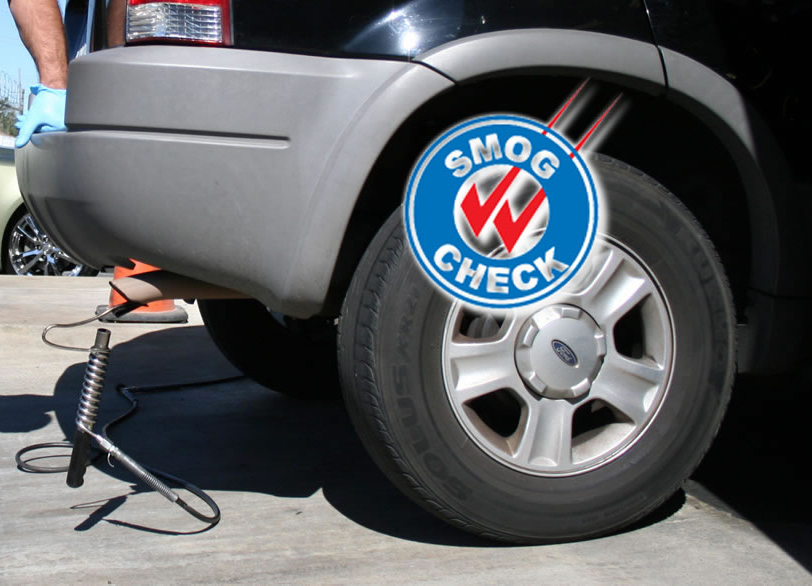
[110,270,249,305]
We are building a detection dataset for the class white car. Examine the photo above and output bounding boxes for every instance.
[1,146,95,276]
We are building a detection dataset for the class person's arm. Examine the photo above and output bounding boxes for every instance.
[9,0,68,89]
[8,0,69,147]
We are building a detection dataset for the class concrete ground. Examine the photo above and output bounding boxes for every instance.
[0,275,810,584]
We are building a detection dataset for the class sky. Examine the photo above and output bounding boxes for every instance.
[0,0,68,107]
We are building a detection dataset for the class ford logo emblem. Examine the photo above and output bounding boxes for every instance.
[551,339,578,366]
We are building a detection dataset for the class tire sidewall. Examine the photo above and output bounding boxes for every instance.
[343,156,735,541]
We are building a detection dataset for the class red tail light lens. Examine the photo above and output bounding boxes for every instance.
[126,0,232,46]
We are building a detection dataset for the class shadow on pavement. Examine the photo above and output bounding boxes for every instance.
[692,373,812,572]
[40,326,492,546]
[7,326,807,555]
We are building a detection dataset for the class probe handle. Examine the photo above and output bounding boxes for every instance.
[66,429,93,488]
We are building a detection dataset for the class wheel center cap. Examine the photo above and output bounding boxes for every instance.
[515,304,606,399]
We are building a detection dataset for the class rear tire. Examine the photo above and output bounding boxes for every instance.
[199,298,339,399]
[338,154,735,542]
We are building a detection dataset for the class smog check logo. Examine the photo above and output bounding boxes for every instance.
[404,114,599,308]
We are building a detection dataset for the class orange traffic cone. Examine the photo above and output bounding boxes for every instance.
[96,260,188,323]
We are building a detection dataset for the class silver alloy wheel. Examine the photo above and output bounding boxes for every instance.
[441,236,674,476]
[8,212,88,276]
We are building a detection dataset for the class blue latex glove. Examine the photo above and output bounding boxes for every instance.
[15,84,67,148]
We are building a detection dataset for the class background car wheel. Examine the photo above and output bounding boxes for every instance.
[198,298,339,399]
[338,154,735,543]
[2,207,98,276]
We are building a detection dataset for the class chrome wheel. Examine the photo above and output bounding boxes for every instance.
[442,237,674,476]
[7,211,89,276]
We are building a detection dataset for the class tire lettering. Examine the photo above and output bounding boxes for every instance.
[397,397,418,427]
[390,294,471,502]
[396,290,419,359]
[393,364,408,397]
[445,477,473,500]
[424,453,448,480]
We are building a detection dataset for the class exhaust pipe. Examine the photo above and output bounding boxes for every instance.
[110,270,249,305]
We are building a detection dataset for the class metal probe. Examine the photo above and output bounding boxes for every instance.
[67,328,111,488]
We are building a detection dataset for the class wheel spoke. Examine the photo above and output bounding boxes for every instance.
[14,224,38,244]
[564,246,654,328]
[54,248,76,263]
[52,249,82,275]
[23,214,43,238]
[595,276,653,327]
[16,215,42,243]
[46,254,59,275]
[590,352,666,424]
[562,245,621,301]
[445,313,523,402]
[513,399,574,468]
[18,251,46,274]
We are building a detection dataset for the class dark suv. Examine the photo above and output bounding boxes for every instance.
[17,0,811,542]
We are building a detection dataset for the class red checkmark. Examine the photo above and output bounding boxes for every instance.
[493,186,547,253]
[460,166,521,236]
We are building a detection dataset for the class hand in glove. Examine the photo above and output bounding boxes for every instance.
[15,84,67,148]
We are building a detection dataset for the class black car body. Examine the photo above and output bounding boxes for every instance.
[16,0,811,542]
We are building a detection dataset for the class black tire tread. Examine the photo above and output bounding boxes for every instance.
[339,153,736,543]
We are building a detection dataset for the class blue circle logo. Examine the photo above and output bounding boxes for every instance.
[552,339,579,366]
[404,114,599,308]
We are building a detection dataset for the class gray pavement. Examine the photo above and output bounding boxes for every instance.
[1,275,810,583]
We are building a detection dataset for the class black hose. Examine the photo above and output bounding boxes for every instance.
[14,375,244,527]
[15,441,76,473]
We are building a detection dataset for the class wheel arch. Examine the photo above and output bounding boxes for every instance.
[416,31,802,297]
[323,30,803,368]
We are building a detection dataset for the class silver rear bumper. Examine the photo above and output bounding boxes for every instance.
[18,45,451,315]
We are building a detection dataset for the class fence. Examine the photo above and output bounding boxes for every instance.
[0,70,25,113]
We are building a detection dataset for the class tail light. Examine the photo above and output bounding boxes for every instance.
[126,0,232,46]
